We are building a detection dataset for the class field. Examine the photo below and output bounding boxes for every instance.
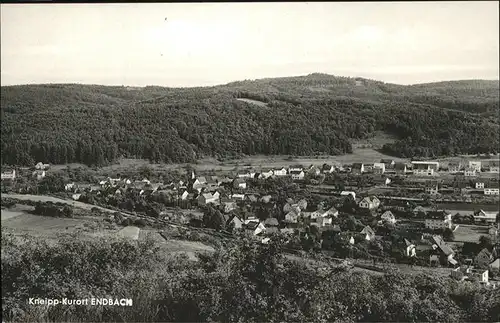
[87,148,407,175]
[453,224,489,243]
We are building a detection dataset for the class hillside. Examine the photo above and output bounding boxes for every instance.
[1,74,499,166]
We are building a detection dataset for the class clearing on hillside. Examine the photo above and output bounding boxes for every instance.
[116,226,140,240]
[236,98,269,108]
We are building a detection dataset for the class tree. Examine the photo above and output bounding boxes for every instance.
[479,235,493,250]
[61,206,73,218]
[442,228,455,242]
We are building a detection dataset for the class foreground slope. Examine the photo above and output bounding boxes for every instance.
[1,74,499,166]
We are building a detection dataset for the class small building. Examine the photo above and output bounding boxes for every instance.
[425,184,439,195]
[322,164,335,174]
[464,167,477,177]
[425,210,452,230]
[358,196,381,210]
[468,161,482,172]
[197,192,220,206]
[273,168,288,176]
[1,169,16,180]
[486,160,500,173]
[380,210,396,224]
[473,210,497,224]
[360,226,376,241]
[340,191,356,200]
[230,193,245,201]
[308,165,321,176]
[412,161,439,176]
[233,178,247,190]
[289,170,305,180]
[476,182,485,189]
[451,266,489,284]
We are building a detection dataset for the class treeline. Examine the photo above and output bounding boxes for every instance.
[1,74,498,166]
[2,233,499,322]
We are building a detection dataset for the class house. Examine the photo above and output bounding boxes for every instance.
[431,235,457,266]
[484,182,500,195]
[308,165,321,176]
[237,171,254,179]
[451,266,489,284]
[285,210,300,224]
[310,206,338,219]
[412,161,439,176]
[363,164,374,172]
[197,192,219,206]
[476,182,485,189]
[180,190,189,200]
[360,226,376,241]
[381,159,396,168]
[447,161,462,173]
[351,163,365,174]
[260,195,272,203]
[490,258,500,271]
[289,170,305,180]
[464,167,477,177]
[394,162,408,175]
[473,210,497,224]
[222,200,238,213]
[322,164,335,174]
[259,169,274,179]
[72,193,81,201]
[373,163,386,174]
[402,239,417,257]
[425,184,439,195]
[264,218,279,234]
[230,193,245,201]
[273,168,288,176]
[193,177,207,190]
[1,169,16,180]
[64,183,75,191]
[35,162,50,170]
[468,161,482,172]
[340,191,356,199]
[32,170,46,180]
[358,196,381,210]
[315,216,333,227]
[487,160,500,173]
[475,248,493,269]
[233,178,247,190]
[425,210,452,229]
[244,221,266,236]
[380,210,396,224]
[226,215,244,231]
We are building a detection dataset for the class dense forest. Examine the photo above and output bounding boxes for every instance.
[1,74,499,166]
[2,231,499,323]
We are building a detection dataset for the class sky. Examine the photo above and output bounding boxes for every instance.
[1,2,499,87]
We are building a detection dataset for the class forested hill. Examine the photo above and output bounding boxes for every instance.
[1,73,499,166]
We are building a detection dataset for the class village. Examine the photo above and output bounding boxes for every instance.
[2,158,500,285]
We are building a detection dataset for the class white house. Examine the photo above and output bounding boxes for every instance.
[340,191,356,200]
[468,161,482,172]
[290,170,305,180]
[230,193,245,200]
[484,188,500,195]
[1,170,16,180]
[180,190,189,200]
[197,192,220,206]
[259,170,274,179]
[412,161,439,176]
[473,210,497,224]
[65,182,75,191]
[358,196,381,210]
[360,226,376,241]
[273,168,288,176]
[72,194,81,201]
[476,182,485,189]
